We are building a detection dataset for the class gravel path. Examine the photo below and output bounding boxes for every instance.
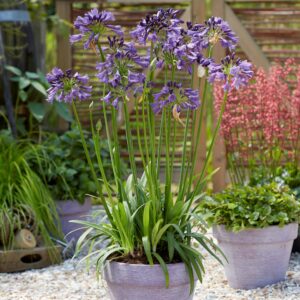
[1,252,300,300]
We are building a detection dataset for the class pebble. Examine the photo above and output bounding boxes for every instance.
[0,252,299,299]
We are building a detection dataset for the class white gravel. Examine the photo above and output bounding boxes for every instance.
[0,252,300,300]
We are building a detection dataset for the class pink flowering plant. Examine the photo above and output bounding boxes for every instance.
[46,9,252,289]
[214,59,300,186]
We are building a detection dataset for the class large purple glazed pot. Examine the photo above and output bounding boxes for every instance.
[56,198,91,242]
[213,223,298,290]
[103,261,196,300]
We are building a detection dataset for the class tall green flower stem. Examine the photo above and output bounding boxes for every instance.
[97,42,124,198]
[72,101,112,219]
[186,47,213,197]
[192,90,229,198]
[123,100,138,185]
[89,108,114,202]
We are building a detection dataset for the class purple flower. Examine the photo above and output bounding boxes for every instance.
[46,68,92,103]
[97,38,147,108]
[151,81,200,115]
[188,17,238,51]
[130,8,183,45]
[70,9,123,49]
[208,54,253,91]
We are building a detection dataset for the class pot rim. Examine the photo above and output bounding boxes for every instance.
[213,222,299,244]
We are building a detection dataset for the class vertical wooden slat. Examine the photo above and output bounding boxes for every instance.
[55,0,72,131]
[212,0,227,192]
[56,1,72,71]
[192,0,207,188]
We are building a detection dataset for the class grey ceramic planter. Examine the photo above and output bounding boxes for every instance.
[56,198,91,242]
[103,261,196,300]
[213,223,298,289]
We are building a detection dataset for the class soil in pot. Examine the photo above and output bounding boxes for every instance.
[213,223,298,290]
[103,261,197,300]
[56,198,91,242]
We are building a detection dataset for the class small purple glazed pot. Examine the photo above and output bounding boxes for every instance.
[56,198,91,242]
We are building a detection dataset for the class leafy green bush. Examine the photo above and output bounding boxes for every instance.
[249,164,300,199]
[34,127,127,203]
[199,183,300,232]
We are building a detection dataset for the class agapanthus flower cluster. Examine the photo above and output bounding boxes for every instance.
[70,9,123,49]
[151,81,200,117]
[96,37,148,108]
[46,68,92,103]
[209,53,253,91]
[130,8,182,45]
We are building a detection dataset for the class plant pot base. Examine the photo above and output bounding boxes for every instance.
[103,261,196,300]
[213,223,298,290]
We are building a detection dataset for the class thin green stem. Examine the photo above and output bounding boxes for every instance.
[89,108,114,203]
[123,101,138,185]
[192,91,229,198]
[72,102,111,219]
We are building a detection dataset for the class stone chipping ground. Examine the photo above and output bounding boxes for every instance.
[0,252,300,300]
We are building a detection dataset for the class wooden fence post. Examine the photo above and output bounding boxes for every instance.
[191,0,208,189]
[212,0,227,192]
[56,0,72,70]
[55,0,72,131]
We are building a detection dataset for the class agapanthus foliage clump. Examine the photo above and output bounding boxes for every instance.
[46,7,252,290]
[214,59,300,185]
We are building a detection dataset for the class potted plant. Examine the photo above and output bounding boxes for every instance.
[0,130,62,257]
[46,8,252,299]
[199,183,300,289]
[35,127,121,241]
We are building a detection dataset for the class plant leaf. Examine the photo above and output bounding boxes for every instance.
[5,65,22,76]
[19,77,31,89]
[31,81,47,96]
[27,102,46,122]
[54,102,73,122]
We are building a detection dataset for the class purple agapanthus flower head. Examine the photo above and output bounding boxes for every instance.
[188,16,238,51]
[96,38,148,108]
[208,53,253,91]
[130,8,183,45]
[151,81,200,116]
[46,68,92,103]
[70,9,123,49]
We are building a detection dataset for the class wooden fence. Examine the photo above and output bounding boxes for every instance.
[55,0,300,191]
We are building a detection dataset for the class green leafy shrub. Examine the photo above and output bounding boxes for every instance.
[199,183,300,232]
[34,127,127,203]
[249,164,300,199]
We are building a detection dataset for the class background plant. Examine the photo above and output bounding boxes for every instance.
[47,9,252,290]
[0,130,62,251]
[199,183,300,232]
[5,65,73,138]
[32,127,127,204]
[214,60,300,186]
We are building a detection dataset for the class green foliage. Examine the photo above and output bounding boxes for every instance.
[199,183,300,232]
[0,131,62,251]
[249,164,300,199]
[33,127,126,204]
[74,173,224,291]
[5,65,73,136]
